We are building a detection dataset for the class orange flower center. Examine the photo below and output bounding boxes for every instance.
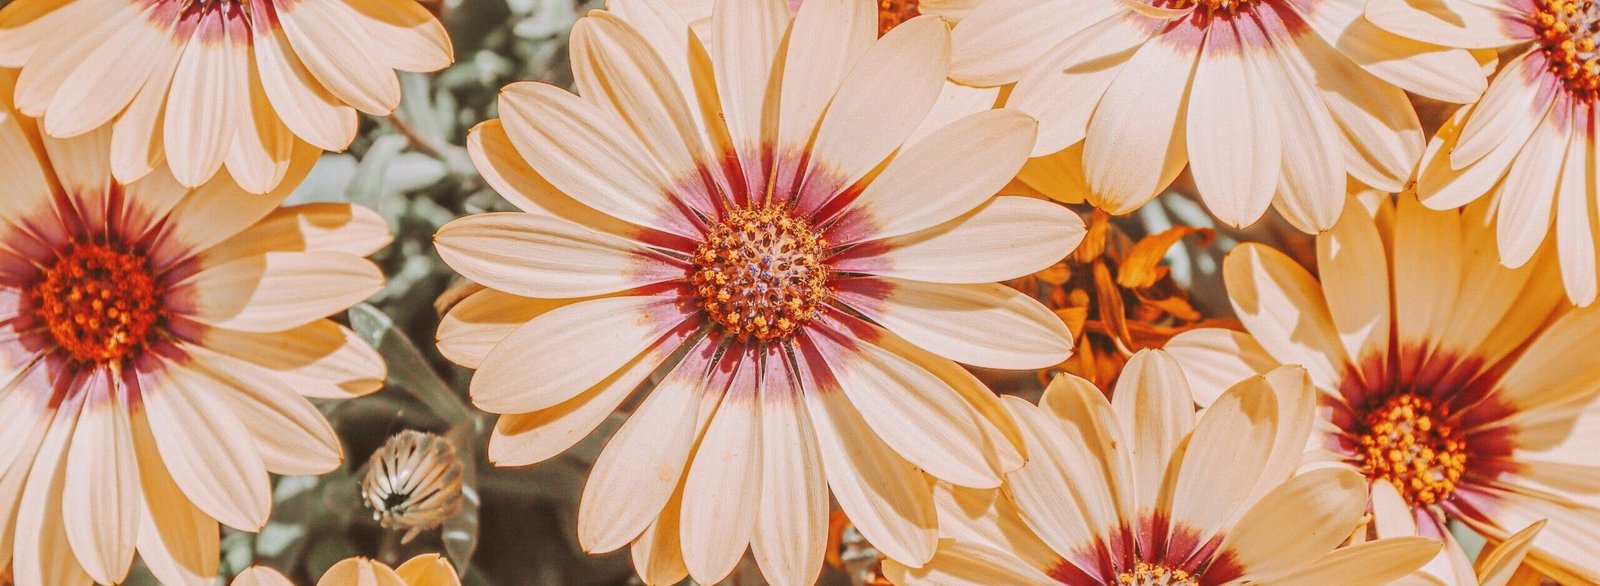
[1534,0,1600,97]
[1160,0,1257,14]
[691,204,829,343]
[1116,562,1199,586]
[1356,393,1468,506]
[29,241,164,364]
[878,0,921,35]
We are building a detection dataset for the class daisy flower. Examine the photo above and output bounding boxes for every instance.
[1383,0,1600,305]
[0,72,389,586]
[1166,193,1600,583]
[232,555,460,586]
[433,1,1081,584]
[884,351,1444,585]
[942,0,1486,231]
[0,0,453,194]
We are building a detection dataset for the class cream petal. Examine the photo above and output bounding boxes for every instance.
[251,3,359,152]
[903,81,1002,148]
[276,0,402,114]
[1222,243,1349,388]
[1110,350,1195,518]
[204,203,392,266]
[149,142,318,267]
[11,0,140,117]
[1439,202,1567,364]
[1364,0,1522,49]
[342,0,454,72]
[1416,104,1535,211]
[827,108,1036,245]
[63,382,139,585]
[436,289,566,371]
[394,554,461,586]
[42,10,174,139]
[1162,328,1278,407]
[1082,30,1197,215]
[470,292,695,414]
[0,0,122,67]
[1263,536,1441,585]
[195,320,385,399]
[1477,521,1547,586]
[1260,29,1346,233]
[435,212,684,299]
[232,567,294,586]
[466,119,643,239]
[139,355,273,531]
[1297,21,1425,193]
[0,70,57,213]
[109,51,177,186]
[163,22,248,188]
[679,353,762,584]
[749,353,828,586]
[224,59,298,195]
[1014,378,1132,563]
[169,251,384,333]
[1455,487,1600,585]
[927,485,1062,571]
[801,16,949,206]
[569,12,712,190]
[807,322,1003,488]
[486,334,661,467]
[1293,0,1486,102]
[605,0,722,164]
[1186,24,1281,229]
[1370,479,1417,539]
[132,408,220,586]
[1452,52,1547,169]
[13,391,92,586]
[630,485,690,586]
[1554,113,1596,305]
[1161,374,1277,552]
[40,125,112,201]
[773,0,876,155]
[709,0,787,157]
[497,82,699,238]
[1005,13,1147,157]
[1495,116,1566,269]
[577,339,723,554]
[181,344,342,476]
[947,0,1084,86]
[1391,193,1464,354]
[1498,302,1600,411]
[834,278,1071,370]
[832,196,1085,284]
[1316,199,1391,363]
[884,540,1059,586]
[1213,468,1367,581]
[1015,144,1090,203]
[1245,367,1318,504]
[799,355,936,566]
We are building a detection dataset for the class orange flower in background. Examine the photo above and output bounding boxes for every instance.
[1007,210,1228,388]
[0,73,388,586]
[233,554,460,586]
[885,351,1443,585]
[943,0,1485,231]
[433,0,1082,584]
[1167,194,1600,583]
[0,0,452,193]
[1380,0,1600,305]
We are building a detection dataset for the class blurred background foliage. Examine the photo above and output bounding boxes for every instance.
[72,0,1478,584]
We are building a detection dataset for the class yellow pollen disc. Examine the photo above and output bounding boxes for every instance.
[1535,0,1600,97]
[1356,393,1469,506]
[691,204,829,343]
[878,0,921,35]
[1163,0,1256,14]
[30,241,164,364]
[1116,562,1199,586]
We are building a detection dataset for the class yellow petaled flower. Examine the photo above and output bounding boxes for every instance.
[433,1,1082,584]
[0,0,453,193]
[1377,0,1600,306]
[232,554,461,586]
[884,351,1444,585]
[943,0,1485,231]
[1167,193,1600,584]
[0,72,389,586]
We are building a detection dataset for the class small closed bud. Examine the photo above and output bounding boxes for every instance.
[360,430,465,543]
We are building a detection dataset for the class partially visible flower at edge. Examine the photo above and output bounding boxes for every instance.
[231,554,460,586]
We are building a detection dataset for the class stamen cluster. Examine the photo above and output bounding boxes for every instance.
[1115,561,1200,586]
[1356,393,1469,506]
[1535,0,1600,98]
[691,204,830,343]
[29,240,164,364]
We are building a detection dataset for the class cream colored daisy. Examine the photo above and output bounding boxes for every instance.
[433,1,1081,584]
[0,0,452,194]
[884,350,1443,585]
[1381,0,1600,306]
[942,0,1486,231]
[0,72,389,586]
[232,554,460,586]
[1167,192,1600,583]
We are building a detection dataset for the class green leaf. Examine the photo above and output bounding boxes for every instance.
[347,303,474,425]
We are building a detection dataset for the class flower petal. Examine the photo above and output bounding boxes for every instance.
[170,251,384,333]
[436,212,684,299]
[835,278,1071,370]
[139,355,272,531]
[1211,467,1367,582]
[1223,243,1349,389]
[832,196,1085,284]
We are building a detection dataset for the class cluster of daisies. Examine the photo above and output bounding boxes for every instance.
[0,0,1594,584]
